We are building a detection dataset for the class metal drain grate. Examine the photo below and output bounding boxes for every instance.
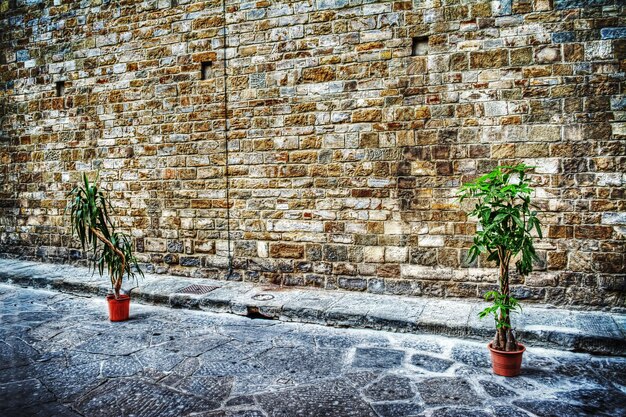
[176,284,220,295]
[252,293,275,301]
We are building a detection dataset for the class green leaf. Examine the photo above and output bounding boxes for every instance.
[66,174,143,290]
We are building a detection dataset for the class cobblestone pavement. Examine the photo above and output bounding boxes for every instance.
[1,284,625,417]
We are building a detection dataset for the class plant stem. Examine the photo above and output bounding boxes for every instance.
[89,227,126,299]
[496,248,518,352]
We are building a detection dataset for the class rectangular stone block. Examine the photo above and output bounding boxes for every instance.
[574,226,614,240]
[385,247,408,263]
[363,246,385,263]
[268,220,324,233]
[552,32,576,44]
[418,236,444,247]
[469,50,508,69]
[554,0,612,9]
[269,243,304,259]
[601,213,626,225]
[145,239,166,253]
[1,0,624,311]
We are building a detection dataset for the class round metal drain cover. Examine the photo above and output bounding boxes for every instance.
[252,293,274,301]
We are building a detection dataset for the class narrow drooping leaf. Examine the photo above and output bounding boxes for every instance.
[66,173,142,298]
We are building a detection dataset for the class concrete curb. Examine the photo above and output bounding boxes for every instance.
[1,258,625,356]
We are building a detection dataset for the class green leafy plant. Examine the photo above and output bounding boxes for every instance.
[458,164,542,352]
[66,173,142,299]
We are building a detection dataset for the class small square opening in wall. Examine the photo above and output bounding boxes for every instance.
[201,61,212,80]
[55,81,65,97]
[411,37,429,56]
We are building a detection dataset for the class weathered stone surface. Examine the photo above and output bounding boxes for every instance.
[426,408,492,417]
[403,338,444,354]
[75,378,220,416]
[316,333,387,350]
[225,395,255,407]
[1,285,626,416]
[0,336,39,368]
[417,300,472,336]
[410,353,455,372]
[203,409,265,417]
[196,358,262,378]
[324,294,371,327]
[0,0,623,310]
[101,356,143,378]
[2,261,626,355]
[74,334,148,356]
[352,347,405,369]
[165,334,230,357]
[10,402,83,417]
[0,378,55,411]
[560,388,626,414]
[365,299,422,332]
[163,375,234,401]
[490,405,533,417]
[469,50,509,68]
[255,379,377,417]
[513,400,587,416]
[202,411,266,417]
[555,0,612,10]
[417,377,482,406]
[269,243,304,259]
[40,361,101,401]
[371,401,423,417]
[135,347,186,373]
[344,370,381,387]
[280,291,341,324]
[479,380,517,398]
[451,344,492,368]
[363,375,415,401]
[255,346,345,382]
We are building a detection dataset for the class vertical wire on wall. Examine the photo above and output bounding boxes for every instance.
[222,0,233,277]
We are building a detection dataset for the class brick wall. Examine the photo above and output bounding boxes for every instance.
[1,0,624,308]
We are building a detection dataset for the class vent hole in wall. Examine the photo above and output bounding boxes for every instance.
[411,36,429,56]
[201,61,213,80]
[55,81,65,97]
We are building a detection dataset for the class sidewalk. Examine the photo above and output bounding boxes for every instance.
[1,258,624,356]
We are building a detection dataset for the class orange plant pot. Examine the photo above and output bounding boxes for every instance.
[106,294,131,322]
[488,342,525,377]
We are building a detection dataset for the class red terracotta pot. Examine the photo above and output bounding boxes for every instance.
[106,294,130,322]
[488,342,525,377]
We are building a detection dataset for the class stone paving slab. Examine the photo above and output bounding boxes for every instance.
[1,258,625,356]
[279,290,343,324]
[2,284,626,417]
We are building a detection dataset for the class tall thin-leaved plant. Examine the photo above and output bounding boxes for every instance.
[67,173,142,298]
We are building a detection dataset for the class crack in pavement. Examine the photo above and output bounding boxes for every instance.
[1,285,626,417]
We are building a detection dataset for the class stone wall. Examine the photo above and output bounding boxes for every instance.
[1,0,624,308]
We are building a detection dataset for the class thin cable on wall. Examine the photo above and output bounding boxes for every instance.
[222,0,233,277]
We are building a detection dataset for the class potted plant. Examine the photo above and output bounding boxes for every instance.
[458,164,542,377]
[67,173,143,321]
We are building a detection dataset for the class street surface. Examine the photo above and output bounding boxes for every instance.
[1,284,625,416]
